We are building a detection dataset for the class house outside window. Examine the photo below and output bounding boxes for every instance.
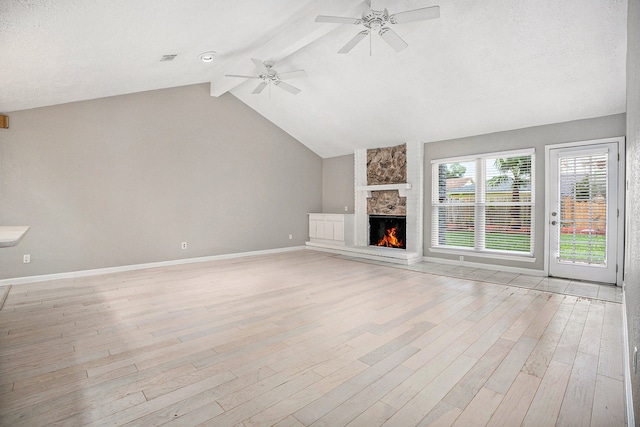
[431,149,535,257]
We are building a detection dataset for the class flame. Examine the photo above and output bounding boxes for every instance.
[377,226,404,248]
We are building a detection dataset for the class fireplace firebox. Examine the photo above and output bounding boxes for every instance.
[369,215,406,249]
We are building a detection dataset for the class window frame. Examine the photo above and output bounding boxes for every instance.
[430,148,536,259]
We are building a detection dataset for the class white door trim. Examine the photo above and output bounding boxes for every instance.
[544,136,625,285]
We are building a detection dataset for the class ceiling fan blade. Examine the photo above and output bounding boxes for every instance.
[390,6,440,24]
[252,82,268,94]
[379,28,408,52]
[338,30,369,54]
[277,70,307,80]
[315,15,362,25]
[251,58,269,75]
[274,81,301,95]
[225,74,260,79]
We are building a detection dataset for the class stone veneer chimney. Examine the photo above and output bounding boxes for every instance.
[366,144,407,216]
[354,141,424,263]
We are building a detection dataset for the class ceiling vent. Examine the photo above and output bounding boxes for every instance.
[160,54,178,62]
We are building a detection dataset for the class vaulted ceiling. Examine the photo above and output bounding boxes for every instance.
[0,0,628,158]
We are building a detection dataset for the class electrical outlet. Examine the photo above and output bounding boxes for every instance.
[181,242,187,250]
[288,234,293,240]
[345,206,348,212]
[459,255,464,262]
[23,254,30,263]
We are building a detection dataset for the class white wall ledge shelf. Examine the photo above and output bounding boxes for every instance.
[0,226,30,248]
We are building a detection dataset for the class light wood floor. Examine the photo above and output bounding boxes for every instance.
[0,250,626,426]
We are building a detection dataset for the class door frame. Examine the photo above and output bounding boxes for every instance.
[544,136,626,286]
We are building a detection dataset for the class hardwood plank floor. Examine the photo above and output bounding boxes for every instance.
[0,250,626,426]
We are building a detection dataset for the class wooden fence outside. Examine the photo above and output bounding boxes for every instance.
[561,196,606,234]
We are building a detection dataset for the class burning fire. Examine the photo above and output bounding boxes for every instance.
[377,226,404,248]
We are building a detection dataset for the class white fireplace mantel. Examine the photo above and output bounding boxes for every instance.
[355,183,412,198]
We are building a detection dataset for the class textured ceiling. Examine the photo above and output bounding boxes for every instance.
[0,0,628,158]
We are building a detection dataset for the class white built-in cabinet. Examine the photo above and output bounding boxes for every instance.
[308,213,354,246]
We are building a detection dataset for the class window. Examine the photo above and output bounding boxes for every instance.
[431,149,535,257]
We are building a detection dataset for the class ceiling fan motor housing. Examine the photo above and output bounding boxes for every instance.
[258,61,279,81]
[362,8,389,32]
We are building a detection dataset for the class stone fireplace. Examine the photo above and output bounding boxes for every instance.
[354,141,424,264]
[365,144,407,248]
[306,141,423,265]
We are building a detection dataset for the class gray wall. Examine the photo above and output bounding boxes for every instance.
[322,154,354,213]
[0,84,322,280]
[625,0,640,418]
[424,114,626,271]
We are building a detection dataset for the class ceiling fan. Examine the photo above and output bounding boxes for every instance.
[225,58,307,95]
[315,1,440,54]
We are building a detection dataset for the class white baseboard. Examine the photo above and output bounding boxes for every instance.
[0,246,306,287]
[622,286,635,427]
[422,256,545,277]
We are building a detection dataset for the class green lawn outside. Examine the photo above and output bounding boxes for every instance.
[442,231,606,259]
[559,233,606,261]
[443,231,530,252]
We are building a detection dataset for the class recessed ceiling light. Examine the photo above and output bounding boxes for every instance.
[199,51,216,63]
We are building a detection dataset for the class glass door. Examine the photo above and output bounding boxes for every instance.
[548,142,619,283]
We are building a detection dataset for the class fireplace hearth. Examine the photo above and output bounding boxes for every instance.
[369,215,406,249]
